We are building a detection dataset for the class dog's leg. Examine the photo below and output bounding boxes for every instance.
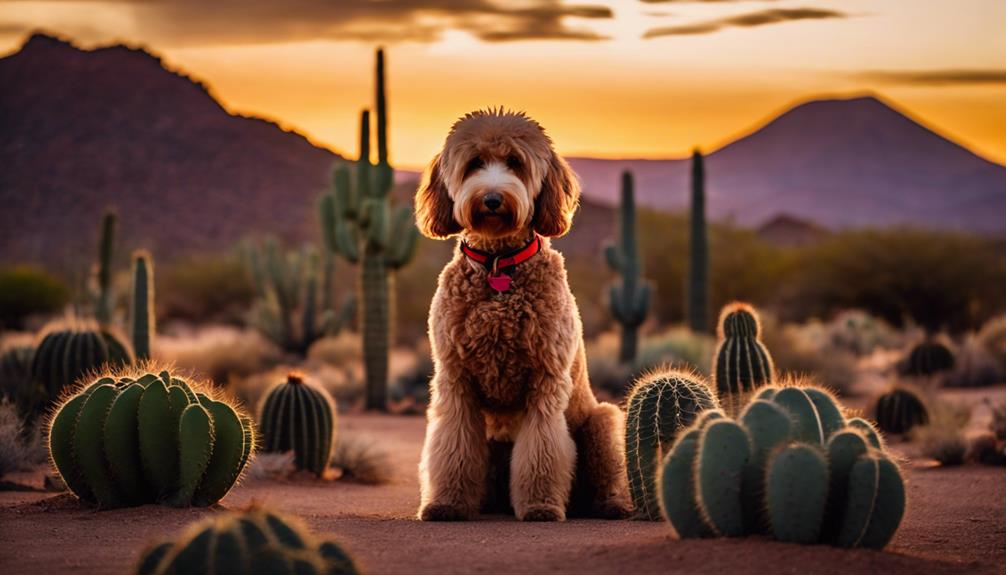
[510,382,576,521]
[576,401,633,518]
[418,375,487,521]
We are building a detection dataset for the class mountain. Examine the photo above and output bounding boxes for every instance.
[0,33,345,265]
[568,96,1006,232]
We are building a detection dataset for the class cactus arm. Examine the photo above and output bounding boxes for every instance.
[387,206,419,269]
[332,165,357,220]
[130,251,155,361]
[376,47,388,165]
[603,243,621,271]
[94,210,117,326]
[357,110,372,198]
[687,149,709,332]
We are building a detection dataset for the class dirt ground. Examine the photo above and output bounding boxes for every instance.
[1,413,1004,575]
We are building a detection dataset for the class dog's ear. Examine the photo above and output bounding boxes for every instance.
[532,151,580,237]
[415,153,462,239]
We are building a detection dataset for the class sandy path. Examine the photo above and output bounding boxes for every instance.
[1,414,1004,575]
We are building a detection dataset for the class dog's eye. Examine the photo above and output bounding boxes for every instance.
[465,157,484,175]
[506,155,522,171]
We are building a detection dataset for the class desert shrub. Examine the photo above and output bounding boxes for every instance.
[759,314,858,395]
[331,434,393,484]
[155,325,282,387]
[308,332,362,367]
[986,398,1006,441]
[912,398,971,466]
[825,310,901,356]
[785,228,1006,334]
[977,315,1006,371]
[638,327,714,375]
[0,266,69,330]
[158,253,255,324]
[389,341,433,411]
[0,401,47,478]
[944,333,1003,387]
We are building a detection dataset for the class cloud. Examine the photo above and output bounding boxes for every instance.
[644,7,847,38]
[2,0,613,45]
[639,0,780,3]
[859,69,1006,86]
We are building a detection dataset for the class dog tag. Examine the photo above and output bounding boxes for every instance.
[487,272,512,292]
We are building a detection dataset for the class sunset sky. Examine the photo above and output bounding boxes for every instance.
[1,0,1004,169]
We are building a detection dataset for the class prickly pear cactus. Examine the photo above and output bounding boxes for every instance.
[625,368,719,520]
[32,320,133,401]
[48,367,254,508]
[258,373,336,477]
[135,507,359,575]
[712,302,774,414]
[874,385,929,434]
[604,171,651,364]
[657,380,906,548]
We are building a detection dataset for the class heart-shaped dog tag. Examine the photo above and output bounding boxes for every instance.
[487,272,512,293]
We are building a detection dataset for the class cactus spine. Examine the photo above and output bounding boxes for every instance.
[604,171,651,364]
[93,210,116,326]
[258,373,336,477]
[135,507,359,575]
[31,320,133,400]
[130,250,154,361]
[874,385,929,434]
[48,368,254,508]
[686,150,708,333]
[246,239,354,356]
[658,381,906,548]
[625,368,719,520]
[321,48,419,411]
[712,302,774,414]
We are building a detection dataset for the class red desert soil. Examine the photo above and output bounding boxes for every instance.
[1,414,1004,575]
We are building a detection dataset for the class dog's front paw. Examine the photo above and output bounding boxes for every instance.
[519,504,565,522]
[419,502,474,522]
[591,499,633,520]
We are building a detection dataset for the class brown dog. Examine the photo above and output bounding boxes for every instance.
[414,109,631,521]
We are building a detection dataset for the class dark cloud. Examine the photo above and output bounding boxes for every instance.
[859,69,1006,86]
[644,7,846,37]
[2,0,612,45]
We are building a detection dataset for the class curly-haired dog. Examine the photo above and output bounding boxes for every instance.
[414,109,631,522]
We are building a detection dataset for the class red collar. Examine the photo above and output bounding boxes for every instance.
[460,235,542,292]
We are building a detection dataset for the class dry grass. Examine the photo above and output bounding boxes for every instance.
[945,332,1003,387]
[331,434,394,485]
[911,398,971,466]
[155,324,283,387]
[0,401,47,478]
[760,314,859,395]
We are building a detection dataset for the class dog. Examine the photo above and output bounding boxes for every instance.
[414,109,631,522]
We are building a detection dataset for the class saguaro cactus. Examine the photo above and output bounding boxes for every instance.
[136,507,359,575]
[658,381,906,548]
[604,171,651,364]
[686,150,709,333]
[624,368,719,519]
[321,48,419,411]
[712,302,774,414]
[48,368,254,508]
[130,250,155,361]
[258,373,337,477]
[32,320,133,401]
[93,210,117,326]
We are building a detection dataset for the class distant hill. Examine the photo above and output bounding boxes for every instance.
[568,96,1006,233]
[0,33,344,265]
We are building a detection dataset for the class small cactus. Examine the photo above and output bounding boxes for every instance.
[0,343,39,417]
[48,367,254,508]
[135,507,359,575]
[658,381,905,548]
[604,171,651,364]
[31,320,133,401]
[625,368,719,520]
[902,339,955,377]
[874,386,929,434]
[258,373,337,477]
[129,250,155,361]
[712,302,774,414]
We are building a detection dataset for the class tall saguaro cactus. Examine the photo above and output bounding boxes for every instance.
[93,210,117,326]
[604,171,651,364]
[321,48,419,410]
[686,149,709,333]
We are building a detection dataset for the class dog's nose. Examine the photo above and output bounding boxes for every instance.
[483,191,503,211]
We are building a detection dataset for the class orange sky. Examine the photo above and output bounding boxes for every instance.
[1,0,1004,169]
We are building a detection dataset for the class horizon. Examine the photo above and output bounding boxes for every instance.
[1,0,1004,169]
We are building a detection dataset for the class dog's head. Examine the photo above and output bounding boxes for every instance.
[415,109,580,240]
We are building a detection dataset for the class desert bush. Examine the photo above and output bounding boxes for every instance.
[155,325,282,387]
[977,314,1006,371]
[0,401,47,478]
[987,398,1006,441]
[911,398,971,466]
[944,333,1003,387]
[331,433,394,485]
[824,310,901,356]
[308,332,362,367]
[389,341,433,410]
[0,265,70,330]
[637,327,714,375]
[158,253,255,325]
[760,314,858,395]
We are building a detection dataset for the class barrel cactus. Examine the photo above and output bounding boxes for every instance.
[48,367,254,508]
[902,339,955,377]
[658,382,906,548]
[258,373,336,477]
[136,507,359,575]
[712,302,774,414]
[0,343,38,417]
[874,386,929,434]
[32,320,133,401]
[625,368,719,520]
